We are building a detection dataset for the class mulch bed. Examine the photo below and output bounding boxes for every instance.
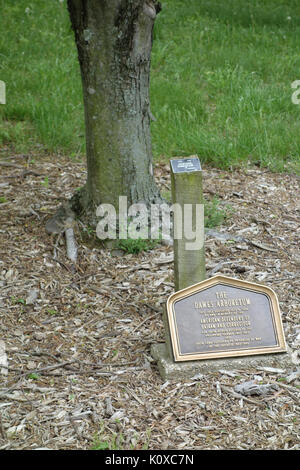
[0,152,299,450]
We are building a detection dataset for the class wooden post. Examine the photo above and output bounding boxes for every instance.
[170,156,206,291]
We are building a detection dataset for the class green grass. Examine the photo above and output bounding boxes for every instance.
[151,0,300,172]
[0,0,300,172]
[205,196,231,228]
[0,0,83,154]
[91,431,124,451]
[117,237,159,254]
[91,423,152,450]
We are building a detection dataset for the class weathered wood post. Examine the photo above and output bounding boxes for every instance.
[170,156,206,291]
[151,156,208,378]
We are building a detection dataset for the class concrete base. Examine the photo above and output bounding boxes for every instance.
[151,343,292,381]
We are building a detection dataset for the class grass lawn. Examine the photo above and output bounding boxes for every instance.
[0,0,300,173]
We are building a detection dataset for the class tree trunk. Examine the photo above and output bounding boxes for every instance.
[67,0,162,225]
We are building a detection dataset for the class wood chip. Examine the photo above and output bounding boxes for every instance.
[0,341,8,376]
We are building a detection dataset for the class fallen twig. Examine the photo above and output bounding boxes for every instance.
[0,161,23,169]
[249,240,277,252]
[132,313,159,333]
[220,385,265,407]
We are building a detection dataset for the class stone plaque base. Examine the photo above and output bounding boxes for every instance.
[151,343,291,381]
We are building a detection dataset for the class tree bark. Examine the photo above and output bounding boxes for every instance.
[67,0,162,225]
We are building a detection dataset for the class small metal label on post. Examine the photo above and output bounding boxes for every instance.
[167,275,287,362]
[170,157,201,174]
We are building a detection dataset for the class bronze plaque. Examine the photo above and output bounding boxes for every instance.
[167,275,286,362]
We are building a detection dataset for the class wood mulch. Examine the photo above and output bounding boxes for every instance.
[0,152,299,450]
